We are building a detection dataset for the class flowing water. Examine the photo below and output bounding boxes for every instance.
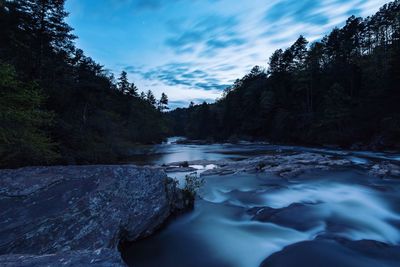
[122,138,400,267]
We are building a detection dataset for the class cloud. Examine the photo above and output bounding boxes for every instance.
[194,82,229,91]
[265,0,329,25]
[133,0,221,10]
[68,0,390,108]
[165,15,247,57]
[124,62,232,92]
[169,97,217,109]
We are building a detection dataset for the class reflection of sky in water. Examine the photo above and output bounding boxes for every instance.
[127,137,400,166]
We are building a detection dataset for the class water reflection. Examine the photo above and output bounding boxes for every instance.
[125,137,400,166]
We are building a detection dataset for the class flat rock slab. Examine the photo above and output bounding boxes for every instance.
[0,165,186,264]
[0,248,124,267]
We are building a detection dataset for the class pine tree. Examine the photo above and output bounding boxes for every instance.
[268,49,284,75]
[290,35,308,70]
[158,92,169,111]
[15,0,76,79]
[128,82,139,97]
[146,90,156,106]
[117,71,130,94]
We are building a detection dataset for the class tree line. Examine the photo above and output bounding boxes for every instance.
[168,0,400,150]
[0,0,169,168]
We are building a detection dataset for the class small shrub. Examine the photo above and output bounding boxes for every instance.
[183,172,204,198]
[180,161,189,168]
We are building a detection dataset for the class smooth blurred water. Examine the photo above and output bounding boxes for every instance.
[122,138,400,267]
[125,137,400,166]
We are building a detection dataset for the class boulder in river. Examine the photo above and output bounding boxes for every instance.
[369,162,400,178]
[260,238,400,267]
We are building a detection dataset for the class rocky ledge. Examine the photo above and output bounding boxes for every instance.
[163,151,400,179]
[163,152,353,178]
[0,165,190,266]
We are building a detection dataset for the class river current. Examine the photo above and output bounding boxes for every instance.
[122,138,400,267]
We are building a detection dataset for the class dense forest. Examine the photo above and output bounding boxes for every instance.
[169,0,400,150]
[0,0,170,167]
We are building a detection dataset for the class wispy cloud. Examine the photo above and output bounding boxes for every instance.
[66,0,390,108]
[124,62,231,91]
[165,15,246,57]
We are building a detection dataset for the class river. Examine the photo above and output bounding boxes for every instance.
[121,137,400,267]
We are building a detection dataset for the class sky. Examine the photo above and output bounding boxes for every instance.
[65,0,389,109]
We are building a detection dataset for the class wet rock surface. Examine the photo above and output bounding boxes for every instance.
[0,165,189,266]
[260,238,400,267]
[369,162,400,178]
[165,152,354,178]
[248,203,322,231]
[164,151,400,180]
[0,249,124,267]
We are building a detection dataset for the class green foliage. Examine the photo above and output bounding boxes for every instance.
[0,0,169,167]
[0,63,58,167]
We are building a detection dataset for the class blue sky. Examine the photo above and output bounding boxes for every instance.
[65,0,389,108]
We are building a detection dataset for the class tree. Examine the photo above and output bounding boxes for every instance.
[158,92,169,111]
[117,71,130,93]
[14,0,76,79]
[290,35,309,70]
[116,71,138,96]
[246,65,263,79]
[304,41,324,112]
[0,63,58,167]
[146,90,156,106]
[128,82,139,97]
[268,49,284,75]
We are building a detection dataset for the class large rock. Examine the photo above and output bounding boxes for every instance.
[0,249,124,267]
[0,165,188,265]
[260,239,400,267]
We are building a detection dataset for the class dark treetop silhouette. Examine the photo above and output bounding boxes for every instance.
[169,1,400,149]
